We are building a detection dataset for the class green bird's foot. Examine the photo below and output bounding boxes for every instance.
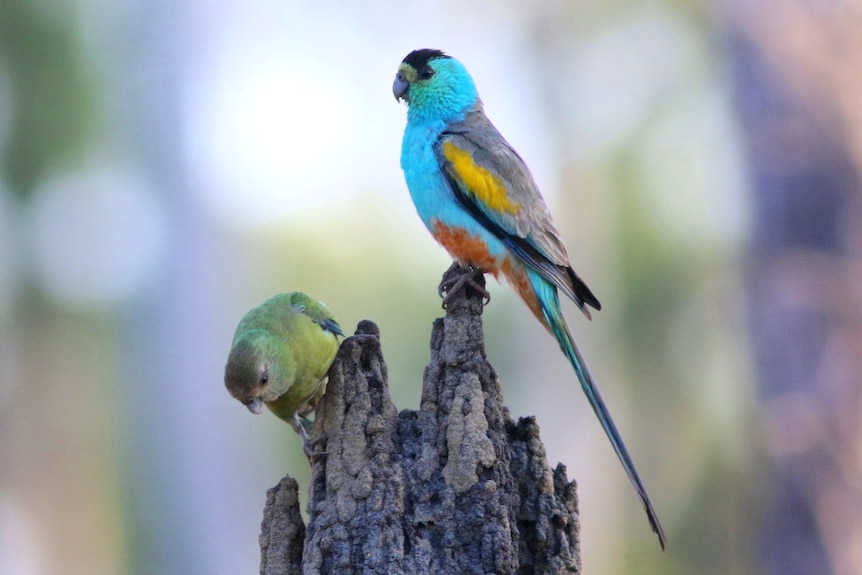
[293,413,328,463]
[438,262,490,308]
[302,436,328,464]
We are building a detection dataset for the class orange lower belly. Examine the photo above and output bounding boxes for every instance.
[430,219,547,327]
[430,220,501,273]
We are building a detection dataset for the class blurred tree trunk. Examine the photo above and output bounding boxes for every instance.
[118,1,266,573]
[728,3,862,575]
[259,268,581,575]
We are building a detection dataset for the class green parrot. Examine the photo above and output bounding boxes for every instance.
[224,292,344,455]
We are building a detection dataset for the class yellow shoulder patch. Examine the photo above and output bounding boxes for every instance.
[442,141,520,215]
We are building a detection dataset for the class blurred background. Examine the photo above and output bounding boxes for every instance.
[1,0,860,573]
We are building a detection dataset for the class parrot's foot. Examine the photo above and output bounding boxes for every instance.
[302,436,328,464]
[294,414,328,464]
[438,263,490,308]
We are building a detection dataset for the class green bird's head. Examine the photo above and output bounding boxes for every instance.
[393,49,480,123]
[224,330,292,415]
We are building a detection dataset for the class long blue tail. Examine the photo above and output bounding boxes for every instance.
[527,268,667,549]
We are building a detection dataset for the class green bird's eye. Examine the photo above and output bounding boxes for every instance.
[418,65,434,79]
[259,369,269,385]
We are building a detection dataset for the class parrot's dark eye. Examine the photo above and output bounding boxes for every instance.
[418,65,434,79]
[259,370,269,385]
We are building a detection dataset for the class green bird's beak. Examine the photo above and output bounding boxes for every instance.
[245,397,264,415]
[393,71,409,102]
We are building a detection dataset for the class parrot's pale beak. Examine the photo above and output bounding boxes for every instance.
[393,72,409,102]
[245,397,264,415]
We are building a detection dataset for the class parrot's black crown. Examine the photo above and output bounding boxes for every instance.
[402,49,449,70]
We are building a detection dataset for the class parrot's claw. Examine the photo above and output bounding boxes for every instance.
[294,414,328,464]
[438,264,490,308]
[302,439,328,464]
[299,428,328,464]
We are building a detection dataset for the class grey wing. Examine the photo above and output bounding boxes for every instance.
[441,112,571,266]
[437,110,600,315]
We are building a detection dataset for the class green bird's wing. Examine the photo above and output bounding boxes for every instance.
[436,109,600,314]
[288,292,345,337]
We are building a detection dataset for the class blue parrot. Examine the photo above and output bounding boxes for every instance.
[394,48,666,549]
